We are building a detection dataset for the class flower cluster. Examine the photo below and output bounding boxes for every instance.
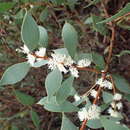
[108,93,122,117]
[16,44,46,66]
[78,104,101,121]
[17,44,92,78]
[96,78,112,90]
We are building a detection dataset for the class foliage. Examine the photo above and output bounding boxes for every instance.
[0,0,130,130]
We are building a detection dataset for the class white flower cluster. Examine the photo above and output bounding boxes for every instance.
[16,44,46,66]
[77,58,91,67]
[17,45,92,77]
[47,53,91,78]
[74,94,81,101]
[96,78,112,90]
[90,89,98,98]
[78,104,101,121]
[108,93,122,117]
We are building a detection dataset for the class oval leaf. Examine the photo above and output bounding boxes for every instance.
[21,11,39,51]
[0,62,30,85]
[38,26,48,48]
[97,3,130,24]
[14,90,35,106]
[61,114,78,130]
[45,69,63,98]
[87,119,103,129]
[30,109,40,129]
[101,116,129,130]
[56,76,74,104]
[112,74,130,94]
[40,96,79,112]
[0,2,15,13]
[62,22,78,58]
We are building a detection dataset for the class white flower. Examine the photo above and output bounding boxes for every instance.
[69,67,79,78]
[116,102,123,110]
[51,53,66,63]
[27,54,36,66]
[108,108,120,117]
[77,59,91,67]
[96,78,112,90]
[78,107,88,121]
[74,94,81,101]
[78,105,101,121]
[47,53,67,73]
[64,56,74,66]
[20,44,30,54]
[90,89,97,98]
[57,63,68,74]
[35,47,46,57]
[113,93,122,101]
[111,102,116,108]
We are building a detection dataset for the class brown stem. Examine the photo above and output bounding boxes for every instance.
[80,119,87,130]
[101,2,115,72]
[76,66,100,74]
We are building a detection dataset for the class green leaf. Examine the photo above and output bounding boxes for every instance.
[0,62,30,85]
[33,60,48,68]
[56,76,74,104]
[62,22,78,58]
[39,96,79,112]
[30,109,40,129]
[97,3,130,24]
[103,92,113,103]
[0,2,15,13]
[66,0,77,10]
[61,114,78,130]
[75,52,93,62]
[38,26,48,48]
[87,119,103,129]
[53,48,69,56]
[45,69,63,98]
[112,74,130,94]
[116,50,130,57]
[84,17,93,24]
[124,94,130,102]
[92,52,105,70]
[11,125,19,130]
[85,0,101,8]
[21,11,39,51]
[14,90,35,106]
[100,103,110,112]
[100,116,129,130]
[39,8,48,22]
[92,15,109,36]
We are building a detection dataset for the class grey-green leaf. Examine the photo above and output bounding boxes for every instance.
[101,116,129,130]
[21,11,39,51]
[39,8,48,22]
[40,96,79,112]
[45,69,63,98]
[87,119,103,129]
[103,92,113,103]
[92,15,109,36]
[112,74,130,94]
[38,26,48,48]
[62,22,78,58]
[14,90,35,106]
[85,0,101,8]
[56,76,74,104]
[0,2,15,13]
[61,114,78,130]
[97,3,130,24]
[30,109,40,129]
[92,52,105,70]
[0,62,30,85]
